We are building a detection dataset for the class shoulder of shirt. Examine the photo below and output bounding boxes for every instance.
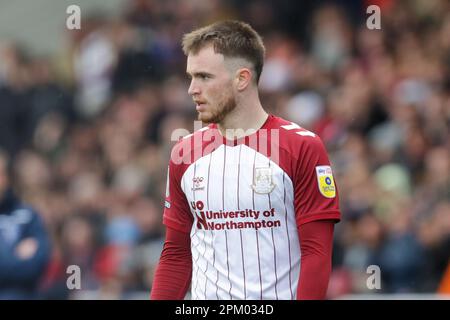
[172,124,214,147]
[269,115,323,148]
[168,124,215,166]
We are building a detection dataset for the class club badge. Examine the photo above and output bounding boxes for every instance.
[252,167,275,194]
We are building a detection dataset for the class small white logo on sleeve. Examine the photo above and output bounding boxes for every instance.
[165,166,170,197]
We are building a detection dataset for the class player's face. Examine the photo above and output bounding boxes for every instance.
[186,45,236,124]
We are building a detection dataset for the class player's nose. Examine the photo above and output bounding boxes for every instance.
[188,79,200,96]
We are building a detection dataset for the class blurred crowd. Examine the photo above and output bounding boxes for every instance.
[0,0,448,299]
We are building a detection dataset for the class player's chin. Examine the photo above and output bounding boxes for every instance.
[197,111,215,123]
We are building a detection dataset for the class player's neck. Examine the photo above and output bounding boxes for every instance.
[217,96,268,140]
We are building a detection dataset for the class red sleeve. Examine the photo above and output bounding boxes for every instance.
[150,227,192,300]
[162,155,194,233]
[297,220,334,300]
[294,134,341,225]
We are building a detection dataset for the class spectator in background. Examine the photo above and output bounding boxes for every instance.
[0,149,51,299]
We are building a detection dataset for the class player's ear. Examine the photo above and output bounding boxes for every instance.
[235,68,252,91]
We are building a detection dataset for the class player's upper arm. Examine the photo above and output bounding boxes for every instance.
[162,153,194,234]
[293,134,341,226]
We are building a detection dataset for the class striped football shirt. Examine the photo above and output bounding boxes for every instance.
[163,114,340,300]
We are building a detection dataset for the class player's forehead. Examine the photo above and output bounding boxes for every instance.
[186,45,226,75]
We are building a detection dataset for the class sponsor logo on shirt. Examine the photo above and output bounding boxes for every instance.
[190,201,281,231]
[315,165,336,198]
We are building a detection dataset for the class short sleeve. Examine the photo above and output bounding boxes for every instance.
[162,158,193,234]
[294,136,341,226]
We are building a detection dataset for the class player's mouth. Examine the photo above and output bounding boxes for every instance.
[194,101,207,111]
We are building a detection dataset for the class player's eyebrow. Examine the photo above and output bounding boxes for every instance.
[186,71,214,79]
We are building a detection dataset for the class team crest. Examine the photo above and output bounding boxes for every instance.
[252,167,275,194]
[315,165,336,198]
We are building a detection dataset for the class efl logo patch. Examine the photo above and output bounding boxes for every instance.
[315,165,336,198]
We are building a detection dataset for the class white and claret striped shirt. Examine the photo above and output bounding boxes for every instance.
[163,115,340,300]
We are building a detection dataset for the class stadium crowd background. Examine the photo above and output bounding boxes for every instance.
[0,0,449,299]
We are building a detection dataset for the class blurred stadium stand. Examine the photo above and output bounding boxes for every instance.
[0,0,123,56]
[0,0,449,300]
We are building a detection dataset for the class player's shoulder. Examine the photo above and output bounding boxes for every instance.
[269,115,323,148]
[176,123,213,145]
[268,115,330,169]
[169,123,215,165]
